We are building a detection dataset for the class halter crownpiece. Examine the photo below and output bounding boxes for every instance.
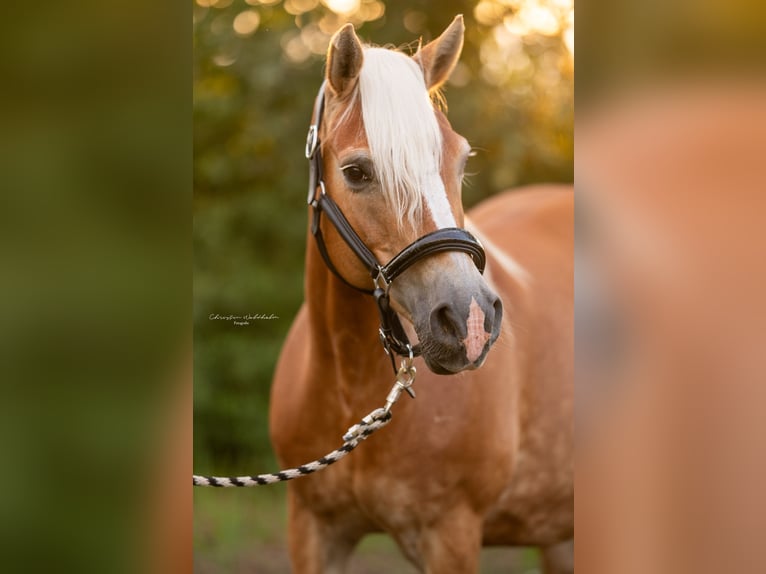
[305,82,486,368]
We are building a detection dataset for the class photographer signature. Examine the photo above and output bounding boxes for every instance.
[208,313,279,326]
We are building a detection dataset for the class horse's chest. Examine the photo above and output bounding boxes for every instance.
[349,467,446,534]
[347,430,513,531]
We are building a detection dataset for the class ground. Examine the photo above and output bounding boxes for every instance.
[194,487,541,573]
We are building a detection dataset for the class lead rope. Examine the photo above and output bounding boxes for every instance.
[193,351,417,487]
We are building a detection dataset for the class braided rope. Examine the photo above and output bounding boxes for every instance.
[193,408,392,487]
[194,361,420,488]
[194,353,416,488]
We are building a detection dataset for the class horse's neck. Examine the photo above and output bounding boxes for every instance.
[303,235,387,414]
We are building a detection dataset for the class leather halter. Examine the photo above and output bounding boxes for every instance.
[305,82,486,367]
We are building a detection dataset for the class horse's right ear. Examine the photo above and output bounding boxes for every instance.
[326,23,364,98]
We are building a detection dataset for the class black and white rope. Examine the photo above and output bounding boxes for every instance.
[193,407,392,487]
[194,353,416,488]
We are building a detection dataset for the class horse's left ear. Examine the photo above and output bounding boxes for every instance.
[415,15,465,91]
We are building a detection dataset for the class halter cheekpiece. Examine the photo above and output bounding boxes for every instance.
[306,81,487,371]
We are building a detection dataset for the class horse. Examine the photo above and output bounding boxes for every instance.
[269,16,573,573]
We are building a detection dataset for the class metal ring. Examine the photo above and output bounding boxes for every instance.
[305,126,318,159]
[396,370,415,386]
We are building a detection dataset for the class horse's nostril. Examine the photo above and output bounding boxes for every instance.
[430,303,461,340]
[491,297,503,333]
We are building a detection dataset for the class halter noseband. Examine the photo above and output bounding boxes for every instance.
[305,82,487,369]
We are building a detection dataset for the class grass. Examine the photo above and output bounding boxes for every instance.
[194,485,541,573]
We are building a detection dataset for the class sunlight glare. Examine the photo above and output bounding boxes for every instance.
[322,0,361,16]
[522,3,560,35]
[499,0,574,39]
[474,0,506,26]
[564,24,574,57]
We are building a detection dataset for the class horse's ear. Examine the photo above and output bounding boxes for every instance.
[415,15,465,91]
[326,23,364,98]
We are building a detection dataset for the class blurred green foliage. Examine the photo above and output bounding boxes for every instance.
[193,0,574,470]
[1,0,191,571]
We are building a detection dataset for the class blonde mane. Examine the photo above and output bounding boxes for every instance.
[356,47,444,229]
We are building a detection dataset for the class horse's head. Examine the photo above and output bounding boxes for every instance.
[316,16,502,375]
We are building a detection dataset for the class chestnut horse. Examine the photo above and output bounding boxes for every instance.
[270,16,573,573]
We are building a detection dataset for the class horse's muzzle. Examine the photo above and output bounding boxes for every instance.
[421,292,503,374]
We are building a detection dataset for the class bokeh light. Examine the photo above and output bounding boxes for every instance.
[285,0,320,16]
[233,10,261,36]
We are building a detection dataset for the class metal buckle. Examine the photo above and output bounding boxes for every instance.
[378,328,391,355]
[373,267,390,293]
[305,125,318,159]
[308,180,325,207]
[384,346,417,414]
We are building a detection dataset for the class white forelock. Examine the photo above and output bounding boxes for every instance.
[357,47,455,229]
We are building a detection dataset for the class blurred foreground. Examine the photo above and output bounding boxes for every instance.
[577,80,766,573]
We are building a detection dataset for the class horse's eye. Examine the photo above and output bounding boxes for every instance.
[342,165,371,187]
